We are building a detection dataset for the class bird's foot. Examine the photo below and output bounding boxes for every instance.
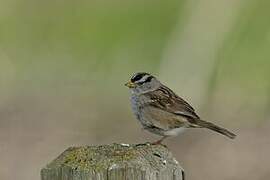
[151,140,163,145]
[151,137,168,147]
[135,142,151,147]
[151,141,167,148]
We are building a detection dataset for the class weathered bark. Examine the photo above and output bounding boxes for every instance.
[41,143,184,180]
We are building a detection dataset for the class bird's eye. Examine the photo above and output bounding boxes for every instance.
[131,73,148,82]
[144,76,153,83]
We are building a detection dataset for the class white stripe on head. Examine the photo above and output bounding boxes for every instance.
[137,74,151,83]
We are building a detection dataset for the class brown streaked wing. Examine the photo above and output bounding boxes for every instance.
[144,85,200,120]
[141,104,188,130]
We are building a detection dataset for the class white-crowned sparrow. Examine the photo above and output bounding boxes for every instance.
[125,72,236,144]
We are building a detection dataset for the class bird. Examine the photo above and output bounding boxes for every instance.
[125,72,236,144]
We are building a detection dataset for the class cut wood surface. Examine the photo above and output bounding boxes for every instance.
[41,143,184,180]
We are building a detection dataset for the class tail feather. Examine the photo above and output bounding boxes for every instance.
[196,119,236,139]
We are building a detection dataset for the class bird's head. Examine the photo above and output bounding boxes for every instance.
[125,72,160,93]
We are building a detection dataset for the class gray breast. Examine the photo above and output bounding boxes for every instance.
[130,94,151,127]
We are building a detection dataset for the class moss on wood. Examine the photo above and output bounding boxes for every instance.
[41,143,184,180]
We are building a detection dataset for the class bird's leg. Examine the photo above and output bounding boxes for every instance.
[151,136,168,145]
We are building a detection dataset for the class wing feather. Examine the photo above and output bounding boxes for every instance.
[143,85,200,121]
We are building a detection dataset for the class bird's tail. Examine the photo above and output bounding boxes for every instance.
[196,119,236,139]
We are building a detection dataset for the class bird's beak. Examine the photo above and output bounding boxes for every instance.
[125,80,136,88]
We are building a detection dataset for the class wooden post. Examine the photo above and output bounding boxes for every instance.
[41,143,185,180]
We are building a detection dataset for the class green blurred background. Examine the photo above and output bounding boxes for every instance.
[1,0,270,179]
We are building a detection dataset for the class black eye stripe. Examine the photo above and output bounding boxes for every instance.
[131,74,143,82]
[135,76,153,85]
[131,72,149,82]
[144,76,153,83]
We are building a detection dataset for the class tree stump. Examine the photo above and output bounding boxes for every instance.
[41,143,185,180]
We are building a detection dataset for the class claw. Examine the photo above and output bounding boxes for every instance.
[151,136,168,145]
